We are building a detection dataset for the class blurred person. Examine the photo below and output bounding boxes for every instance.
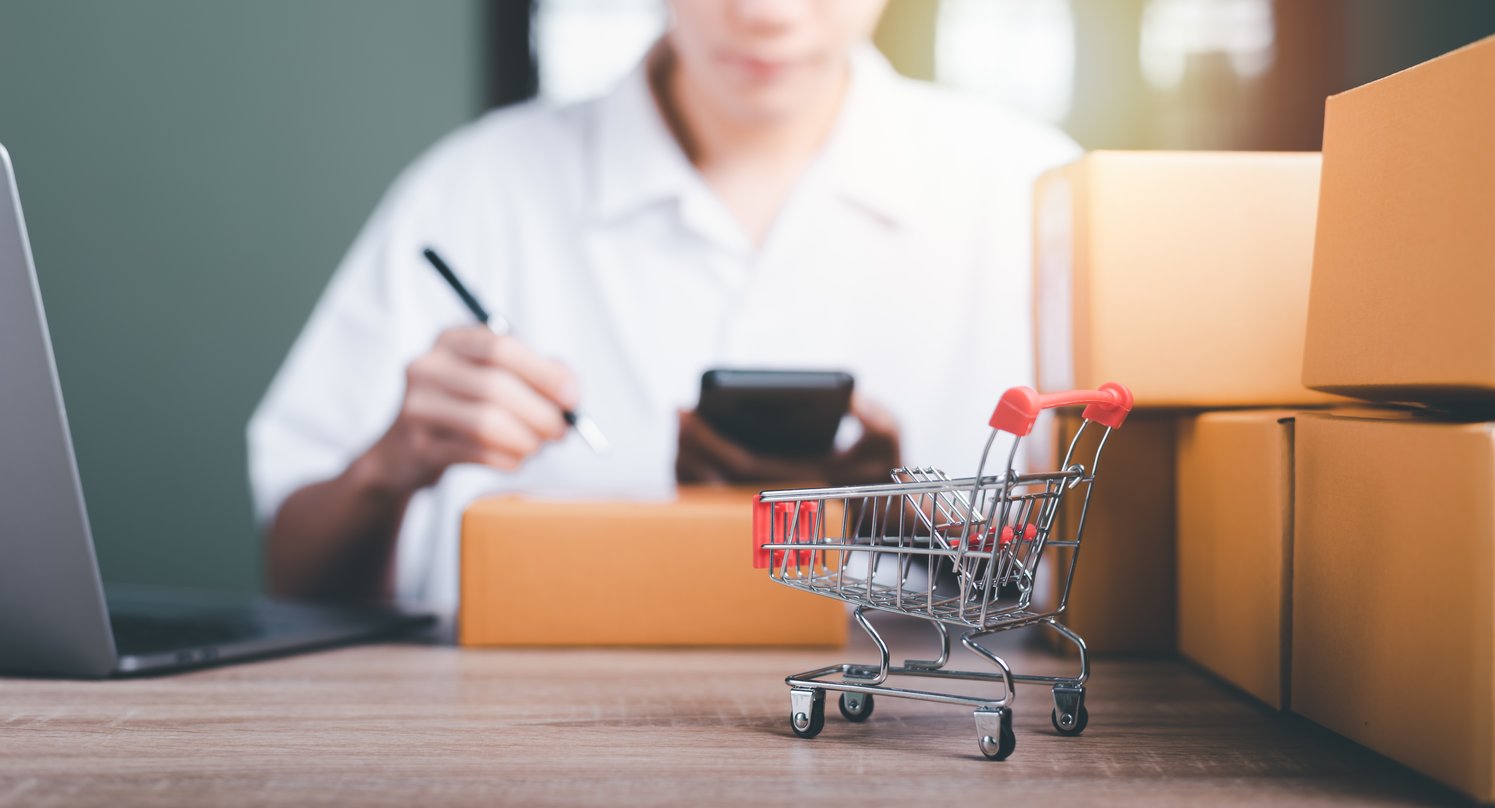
[249,0,1079,613]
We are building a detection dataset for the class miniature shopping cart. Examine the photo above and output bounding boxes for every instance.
[752,383,1133,760]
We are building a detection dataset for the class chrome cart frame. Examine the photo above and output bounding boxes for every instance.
[752,384,1133,760]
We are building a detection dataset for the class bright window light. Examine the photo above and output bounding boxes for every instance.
[934,0,1077,124]
[1139,0,1275,90]
[535,0,667,104]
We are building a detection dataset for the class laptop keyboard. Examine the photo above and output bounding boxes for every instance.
[110,612,269,656]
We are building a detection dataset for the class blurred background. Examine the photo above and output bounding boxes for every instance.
[1,0,1492,595]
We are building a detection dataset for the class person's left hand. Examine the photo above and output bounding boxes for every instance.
[675,393,901,486]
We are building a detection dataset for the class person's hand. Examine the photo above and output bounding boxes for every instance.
[358,326,578,496]
[676,393,901,486]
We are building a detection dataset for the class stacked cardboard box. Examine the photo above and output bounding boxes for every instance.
[1300,38,1495,406]
[1175,410,1296,708]
[1293,412,1494,801]
[1032,151,1333,656]
[1287,35,1495,803]
[459,486,847,647]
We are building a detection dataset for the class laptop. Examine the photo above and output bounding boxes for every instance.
[0,143,433,678]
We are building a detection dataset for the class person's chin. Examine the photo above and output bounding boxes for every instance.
[725,85,830,126]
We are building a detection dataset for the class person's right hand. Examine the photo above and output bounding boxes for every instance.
[357,325,579,497]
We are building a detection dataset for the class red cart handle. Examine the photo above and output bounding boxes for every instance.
[988,382,1133,437]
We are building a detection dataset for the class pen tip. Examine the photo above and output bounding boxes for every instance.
[572,415,610,455]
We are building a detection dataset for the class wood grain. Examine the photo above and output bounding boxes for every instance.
[0,616,1462,807]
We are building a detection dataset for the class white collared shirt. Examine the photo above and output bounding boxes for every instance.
[248,47,1079,615]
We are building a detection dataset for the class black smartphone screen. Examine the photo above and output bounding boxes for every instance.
[696,369,854,458]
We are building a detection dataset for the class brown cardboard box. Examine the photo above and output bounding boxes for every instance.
[1176,410,1296,708]
[1293,412,1495,801]
[1302,36,1495,405]
[459,487,848,647]
[1043,412,1177,655]
[1034,151,1339,409]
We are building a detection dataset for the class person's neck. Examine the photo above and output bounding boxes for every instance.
[650,46,850,245]
[657,58,847,170]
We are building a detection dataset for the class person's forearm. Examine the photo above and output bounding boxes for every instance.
[265,450,410,602]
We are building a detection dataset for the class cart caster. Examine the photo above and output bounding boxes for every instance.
[1050,685,1088,736]
[1051,705,1089,736]
[790,688,826,739]
[838,692,874,723]
[974,707,1016,761]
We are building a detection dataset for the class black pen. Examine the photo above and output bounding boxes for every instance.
[422,247,609,455]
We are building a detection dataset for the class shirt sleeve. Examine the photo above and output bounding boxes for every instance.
[983,123,1085,393]
[948,122,1083,477]
[245,130,493,528]
[987,127,1083,475]
[246,201,403,526]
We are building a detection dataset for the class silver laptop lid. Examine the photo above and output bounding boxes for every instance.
[0,143,118,677]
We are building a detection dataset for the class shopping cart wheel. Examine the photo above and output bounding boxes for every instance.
[790,688,826,739]
[974,707,1016,761]
[838,692,874,723]
[1051,705,1088,736]
[1050,685,1087,736]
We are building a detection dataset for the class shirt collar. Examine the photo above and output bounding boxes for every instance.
[589,49,697,223]
[820,45,922,226]
[589,42,919,228]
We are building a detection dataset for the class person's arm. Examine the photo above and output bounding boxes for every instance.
[263,448,407,602]
[265,326,577,602]
[676,392,901,487]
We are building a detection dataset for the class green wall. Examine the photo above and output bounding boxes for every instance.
[0,1,486,594]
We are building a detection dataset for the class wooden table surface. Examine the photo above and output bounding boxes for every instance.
[0,617,1465,807]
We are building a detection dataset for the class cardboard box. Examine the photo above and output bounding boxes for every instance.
[1034,151,1339,408]
[1176,410,1296,708]
[1042,412,1177,655]
[1302,36,1495,406]
[459,487,848,647]
[1293,412,1495,801]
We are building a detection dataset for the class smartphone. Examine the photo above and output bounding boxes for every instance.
[696,369,854,458]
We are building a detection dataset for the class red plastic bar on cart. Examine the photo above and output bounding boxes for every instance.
[988,382,1133,436]
[965,523,1038,549]
[752,495,770,568]
[752,496,818,569]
